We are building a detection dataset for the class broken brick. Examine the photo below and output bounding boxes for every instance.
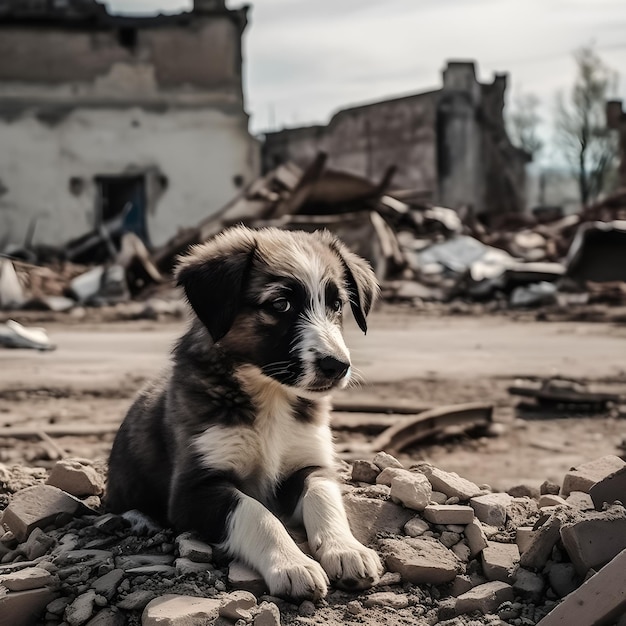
[481,541,520,583]
[560,455,626,497]
[423,504,474,525]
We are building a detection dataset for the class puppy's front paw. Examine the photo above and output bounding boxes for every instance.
[316,538,383,591]
[266,552,329,601]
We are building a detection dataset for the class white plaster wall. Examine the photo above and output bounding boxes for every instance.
[0,107,259,248]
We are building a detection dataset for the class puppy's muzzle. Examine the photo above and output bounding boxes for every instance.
[316,355,350,383]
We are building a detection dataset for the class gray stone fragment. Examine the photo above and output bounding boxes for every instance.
[547,562,579,598]
[253,601,281,626]
[481,541,520,583]
[455,581,514,615]
[413,464,481,500]
[21,528,55,560]
[351,460,380,484]
[423,504,474,525]
[219,590,257,621]
[91,569,124,602]
[450,574,473,597]
[390,471,432,511]
[0,587,55,626]
[228,561,267,596]
[470,493,512,527]
[465,518,489,557]
[298,600,316,616]
[2,485,82,542]
[46,459,105,497]
[372,452,403,470]
[375,467,406,487]
[174,558,214,576]
[404,517,430,537]
[0,566,54,591]
[344,493,414,545]
[65,589,98,626]
[176,534,213,563]
[142,594,221,626]
[561,455,625,497]
[451,540,471,562]
[116,589,157,611]
[513,568,545,602]
[379,536,458,584]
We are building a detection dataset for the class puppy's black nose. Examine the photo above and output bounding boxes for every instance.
[318,355,350,380]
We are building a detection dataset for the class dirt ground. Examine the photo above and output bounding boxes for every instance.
[1,305,625,492]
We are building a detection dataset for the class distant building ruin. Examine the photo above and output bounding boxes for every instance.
[0,0,259,249]
[262,61,529,218]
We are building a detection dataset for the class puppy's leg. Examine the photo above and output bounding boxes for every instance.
[297,472,383,590]
[169,470,328,600]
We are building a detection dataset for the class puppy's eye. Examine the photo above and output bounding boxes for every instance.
[333,299,343,312]
[271,297,291,313]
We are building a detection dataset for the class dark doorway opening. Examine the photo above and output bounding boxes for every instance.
[96,175,149,247]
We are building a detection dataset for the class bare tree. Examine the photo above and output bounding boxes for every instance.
[555,44,619,206]
[507,91,543,159]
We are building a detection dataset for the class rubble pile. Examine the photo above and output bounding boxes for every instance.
[2,154,626,320]
[1,453,625,626]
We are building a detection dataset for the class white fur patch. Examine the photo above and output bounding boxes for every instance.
[193,366,335,499]
[224,493,329,599]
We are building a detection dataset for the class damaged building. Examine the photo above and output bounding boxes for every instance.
[262,61,529,219]
[0,0,259,250]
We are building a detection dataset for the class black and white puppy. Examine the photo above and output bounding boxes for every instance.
[106,225,382,599]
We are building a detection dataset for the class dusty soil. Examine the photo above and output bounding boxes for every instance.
[1,306,625,492]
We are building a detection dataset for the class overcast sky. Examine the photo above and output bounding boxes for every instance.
[106,0,626,159]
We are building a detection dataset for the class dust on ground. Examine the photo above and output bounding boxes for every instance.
[1,305,625,492]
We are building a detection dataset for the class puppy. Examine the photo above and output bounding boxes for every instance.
[106,225,383,599]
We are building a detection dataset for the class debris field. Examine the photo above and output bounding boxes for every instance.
[1,450,625,626]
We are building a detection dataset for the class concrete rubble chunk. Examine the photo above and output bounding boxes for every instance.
[219,590,257,621]
[589,465,626,510]
[413,464,481,500]
[65,589,98,626]
[404,517,430,537]
[513,567,545,602]
[481,541,520,583]
[91,568,124,601]
[85,608,126,626]
[176,534,213,563]
[142,594,221,626]
[507,497,539,528]
[116,589,156,610]
[559,505,626,575]
[0,566,54,591]
[372,451,403,470]
[565,491,595,511]
[423,504,475,525]
[0,586,56,626]
[2,484,82,542]
[470,493,512,527]
[465,518,489,557]
[515,526,535,555]
[174,557,214,576]
[520,511,567,570]
[375,467,406,487]
[21,527,56,560]
[547,562,579,598]
[46,459,105,497]
[560,455,626,497]
[379,536,459,584]
[351,460,380,483]
[390,470,432,511]
[536,547,626,626]
[344,493,414,545]
[539,494,569,508]
[254,601,281,626]
[455,581,514,615]
[228,561,267,596]
[450,574,473,597]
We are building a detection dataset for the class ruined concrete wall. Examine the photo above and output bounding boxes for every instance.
[0,6,260,248]
[263,93,438,194]
[0,107,259,248]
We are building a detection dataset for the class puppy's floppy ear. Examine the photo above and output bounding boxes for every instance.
[330,237,379,335]
[175,227,257,341]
